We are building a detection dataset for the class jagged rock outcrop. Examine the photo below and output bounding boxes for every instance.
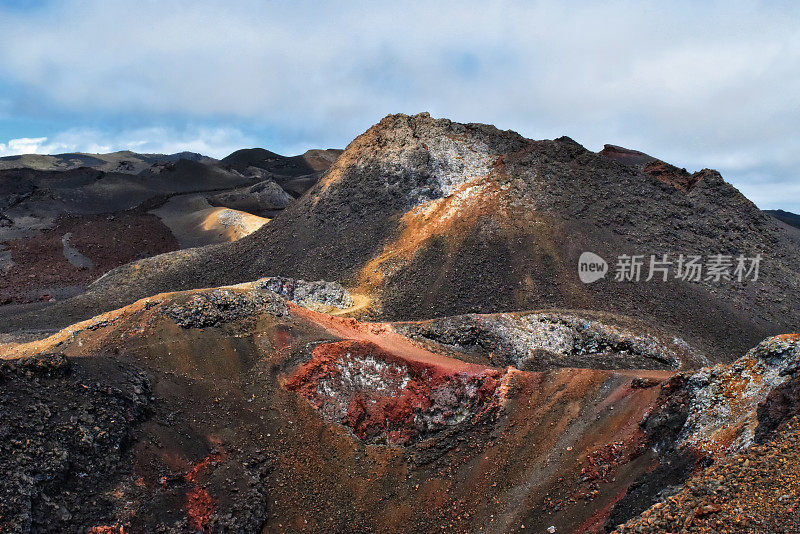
[0,285,687,533]
[255,276,354,311]
[648,333,800,458]
[394,311,705,371]
[0,354,151,533]
[607,333,800,531]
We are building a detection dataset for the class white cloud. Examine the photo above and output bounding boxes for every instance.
[0,137,51,156]
[0,1,798,209]
[0,127,254,159]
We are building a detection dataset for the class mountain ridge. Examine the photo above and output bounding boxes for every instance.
[0,113,797,363]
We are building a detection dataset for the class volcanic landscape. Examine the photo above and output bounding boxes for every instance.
[1,113,799,533]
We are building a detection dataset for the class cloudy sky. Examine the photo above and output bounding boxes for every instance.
[0,0,798,211]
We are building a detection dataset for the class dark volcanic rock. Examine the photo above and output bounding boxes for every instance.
[256,276,354,310]
[756,373,800,442]
[609,334,800,531]
[162,288,288,328]
[600,143,701,192]
[0,354,151,533]
[395,311,694,371]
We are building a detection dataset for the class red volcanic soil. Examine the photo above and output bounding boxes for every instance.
[288,302,491,374]
[285,304,506,444]
[285,339,501,444]
[1,212,178,303]
[186,487,216,532]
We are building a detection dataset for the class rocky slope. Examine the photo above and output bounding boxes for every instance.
[1,279,797,533]
[0,283,689,533]
[7,113,796,362]
[610,334,800,533]
[1,114,798,533]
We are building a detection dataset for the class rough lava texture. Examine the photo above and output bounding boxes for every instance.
[0,285,682,533]
[2,115,800,533]
[613,417,800,534]
[605,333,800,531]
[255,276,354,311]
[395,311,703,371]
[0,354,151,533]
[675,334,800,457]
[161,287,288,328]
[284,340,504,445]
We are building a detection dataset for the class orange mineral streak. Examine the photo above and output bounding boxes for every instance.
[182,438,224,532]
[287,302,488,375]
[355,174,507,293]
[186,486,216,532]
[87,526,123,534]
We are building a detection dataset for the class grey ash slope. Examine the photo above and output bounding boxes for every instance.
[0,160,255,235]
[2,113,798,362]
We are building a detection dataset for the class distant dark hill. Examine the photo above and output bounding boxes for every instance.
[766,209,800,230]
[220,147,342,178]
[2,113,798,362]
[0,150,214,174]
[0,160,252,220]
